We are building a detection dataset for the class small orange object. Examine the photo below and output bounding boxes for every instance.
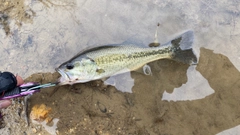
[30,104,52,122]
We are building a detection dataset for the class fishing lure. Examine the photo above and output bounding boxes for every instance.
[0,82,57,100]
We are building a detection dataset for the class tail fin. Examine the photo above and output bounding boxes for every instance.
[171,30,197,65]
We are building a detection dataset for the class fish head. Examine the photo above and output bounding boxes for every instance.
[56,58,98,85]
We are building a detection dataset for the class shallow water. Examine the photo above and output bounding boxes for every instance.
[0,0,240,134]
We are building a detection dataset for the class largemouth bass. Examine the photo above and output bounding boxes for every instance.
[57,30,197,85]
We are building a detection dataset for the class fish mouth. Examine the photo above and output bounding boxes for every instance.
[56,68,71,85]
[56,68,93,85]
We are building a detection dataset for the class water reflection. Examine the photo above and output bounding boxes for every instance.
[40,118,59,135]
[162,66,214,101]
[104,71,134,93]
[217,125,240,135]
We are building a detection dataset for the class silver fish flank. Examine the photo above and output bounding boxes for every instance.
[56,30,197,85]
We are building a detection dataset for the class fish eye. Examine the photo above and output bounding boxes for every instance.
[66,63,74,70]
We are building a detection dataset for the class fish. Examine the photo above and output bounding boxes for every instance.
[56,30,197,85]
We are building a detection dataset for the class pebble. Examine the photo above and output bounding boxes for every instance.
[32,128,37,133]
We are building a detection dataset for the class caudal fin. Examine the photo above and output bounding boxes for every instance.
[171,30,197,65]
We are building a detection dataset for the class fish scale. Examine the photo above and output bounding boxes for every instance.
[90,45,172,72]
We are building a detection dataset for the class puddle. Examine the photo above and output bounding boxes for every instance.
[39,118,59,135]
[0,0,240,135]
[162,66,215,101]
[217,125,240,135]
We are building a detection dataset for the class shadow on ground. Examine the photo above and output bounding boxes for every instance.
[1,48,239,135]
